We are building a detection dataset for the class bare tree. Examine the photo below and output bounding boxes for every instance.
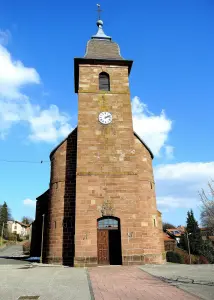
[162,222,176,232]
[21,216,33,225]
[199,179,214,231]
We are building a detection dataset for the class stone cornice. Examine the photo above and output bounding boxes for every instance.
[76,171,137,176]
[78,90,130,95]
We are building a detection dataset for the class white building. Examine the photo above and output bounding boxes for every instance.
[7,221,30,237]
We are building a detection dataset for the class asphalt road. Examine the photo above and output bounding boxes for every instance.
[140,263,214,300]
[0,244,30,265]
[0,244,91,300]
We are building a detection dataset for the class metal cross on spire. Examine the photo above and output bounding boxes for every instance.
[92,3,111,40]
[96,4,102,20]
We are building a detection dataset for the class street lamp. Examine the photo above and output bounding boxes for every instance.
[40,214,45,263]
[0,222,4,246]
[186,231,192,264]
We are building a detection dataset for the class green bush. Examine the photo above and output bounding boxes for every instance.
[166,251,184,264]
[23,241,30,254]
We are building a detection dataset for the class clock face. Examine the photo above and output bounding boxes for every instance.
[98,112,112,125]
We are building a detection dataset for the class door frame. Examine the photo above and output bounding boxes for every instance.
[97,216,122,265]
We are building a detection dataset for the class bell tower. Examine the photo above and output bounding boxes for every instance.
[74,12,165,266]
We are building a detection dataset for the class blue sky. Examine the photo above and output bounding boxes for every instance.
[0,0,214,226]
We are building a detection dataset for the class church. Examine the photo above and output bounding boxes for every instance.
[30,15,165,267]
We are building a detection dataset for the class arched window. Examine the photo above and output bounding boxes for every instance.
[97,217,118,229]
[99,72,110,91]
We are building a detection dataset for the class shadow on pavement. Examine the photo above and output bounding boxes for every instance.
[0,256,40,263]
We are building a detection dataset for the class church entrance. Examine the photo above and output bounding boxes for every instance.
[97,217,122,265]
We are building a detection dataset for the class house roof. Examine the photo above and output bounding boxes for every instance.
[177,226,185,232]
[166,228,182,237]
[50,127,154,160]
[200,227,211,231]
[163,232,175,241]
[15,221,30,227]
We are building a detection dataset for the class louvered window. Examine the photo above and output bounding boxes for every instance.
[99,72,110,91]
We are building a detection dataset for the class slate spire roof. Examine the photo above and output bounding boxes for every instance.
[84,19,123,60]
[74,13,133,92]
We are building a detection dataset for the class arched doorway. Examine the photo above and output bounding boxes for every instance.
[97,216,122,265]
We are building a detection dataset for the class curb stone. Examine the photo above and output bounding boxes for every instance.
[177,278,193,284]
[159,276,214,286]
[31,262,65,267]
[86,268,95,300]
[193,280,214,286]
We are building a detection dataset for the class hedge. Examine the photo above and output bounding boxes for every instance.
[166,251,184,263]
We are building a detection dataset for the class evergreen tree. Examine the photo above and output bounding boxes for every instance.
[0,202,11,237]
[180,209,214,262]
[186,209,203,255]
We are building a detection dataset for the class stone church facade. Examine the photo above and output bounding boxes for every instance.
[31,18,165,267]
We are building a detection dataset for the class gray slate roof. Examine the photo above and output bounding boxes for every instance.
[84,39,124,60]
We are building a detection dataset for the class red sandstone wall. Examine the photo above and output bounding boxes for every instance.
[74,64,165,266]
[44,63,165,266]
[44,129,77,265]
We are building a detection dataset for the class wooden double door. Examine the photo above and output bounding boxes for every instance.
[97,229,122,265]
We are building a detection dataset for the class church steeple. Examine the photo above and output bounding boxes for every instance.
[83,5,123,61]
[74,5,133,92]
[91,19,111,40]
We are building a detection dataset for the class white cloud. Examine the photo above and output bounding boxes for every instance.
[0,33,72,142]
[154,162,214,212]
[131,96,173,158]
[29,105,72,142]
[157,196,197,209]
[0,44,40,99]
[155,162,214,182]
[0,97,72,142]
[23,198,36,206]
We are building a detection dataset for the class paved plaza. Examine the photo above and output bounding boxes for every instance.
[89,265,199,300]
[0,245,213,299]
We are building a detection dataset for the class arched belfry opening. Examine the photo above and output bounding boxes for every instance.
[99,72,110,91]
[97,216,122,265]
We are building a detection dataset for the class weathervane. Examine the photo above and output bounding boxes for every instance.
[92,3,111,40]
[96,4,102,20]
